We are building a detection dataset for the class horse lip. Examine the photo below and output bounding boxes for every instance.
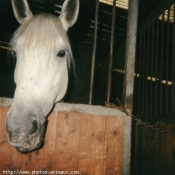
[15,132,43,153]
[13,122,46,153]
[16,137,42,153]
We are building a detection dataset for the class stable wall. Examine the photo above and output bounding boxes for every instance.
[0,98,131,175]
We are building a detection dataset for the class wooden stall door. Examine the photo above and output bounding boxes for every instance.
[0,106,125,175]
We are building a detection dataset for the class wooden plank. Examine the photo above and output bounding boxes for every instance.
[11,111,57,172]
[139,126,155,174]
[161,122,173,172]
[104,116,124,175]
[52,111,81,171]
[165,123,172,170]
[157,122,168,173]
[32,111,57,171]
[0,107,15,171]
[25,111,58,171]
[136,121,175,174]
[11,150,26,172]
[78,113,105,175]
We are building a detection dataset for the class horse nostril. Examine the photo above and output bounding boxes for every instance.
[28,120,38,135]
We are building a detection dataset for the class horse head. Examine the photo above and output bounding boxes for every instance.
[6,0,79,153]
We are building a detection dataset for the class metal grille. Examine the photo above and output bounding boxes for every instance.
[112,42,125,103]
[135,2,175,117]
[113,1,175,118]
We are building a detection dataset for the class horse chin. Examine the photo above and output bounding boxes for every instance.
[12,123,46,153]
[16,136,43,153]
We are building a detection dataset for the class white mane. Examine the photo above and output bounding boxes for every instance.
[10,13,73,68]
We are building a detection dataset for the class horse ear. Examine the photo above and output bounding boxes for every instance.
[59,0,79,31]
[11,0,33,24]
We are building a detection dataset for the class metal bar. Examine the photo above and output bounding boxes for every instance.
[155,19,159,115]
[122,0,139,174]
[138,31,143,116]
[141,28,146,116]
[119,49,122,100]
[166,6,170,113]
[122,45,125,102]
[146,26,150,116]
[89,0,99,105]
[118,49,121,100]
[0,46,11,50]
[118,47,121,101]
[0,41,10,45]
[172,4,175,113]
[150,20,155,115]
[106,0,116,104]
[117,43,126,103]
[114,51,118,100]
[160,12,165,114]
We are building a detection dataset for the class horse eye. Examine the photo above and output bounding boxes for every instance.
[57,50,66,58]
[11,50,17,58]
[7,50,17,71]
[7,50,17,61]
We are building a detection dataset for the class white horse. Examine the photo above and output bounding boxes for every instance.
[6,0,79,153]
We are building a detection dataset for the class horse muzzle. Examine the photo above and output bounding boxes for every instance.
[7,123,45,153]
[6,112,46,153]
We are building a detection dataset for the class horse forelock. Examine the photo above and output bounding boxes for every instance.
[10,13,74,69]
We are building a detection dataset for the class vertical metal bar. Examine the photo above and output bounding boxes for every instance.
[172,4,175,113]
[106,0,116,104]
[150,21,155,115]
[122,0,139,175]
[119,45,124,101]
[155,19,159,115]
[122,45,125,101]
[141,28,146,116]
[146,26,150,116]
[166,6,170,113]
[138,31,143,116]
[118,48,122,100]
[115,51,118,99]
[160,12,165,114]
[89,0,99,105]
[115,49,119,100]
